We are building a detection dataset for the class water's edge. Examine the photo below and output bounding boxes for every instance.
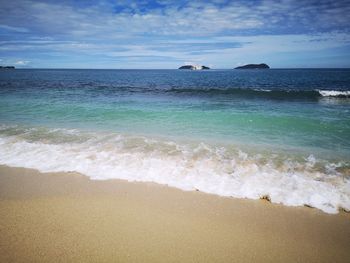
[0,125,349,214]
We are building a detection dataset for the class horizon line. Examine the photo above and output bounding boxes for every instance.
[4,67,350,70]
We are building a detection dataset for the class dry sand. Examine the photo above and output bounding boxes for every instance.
[0,165,349,262]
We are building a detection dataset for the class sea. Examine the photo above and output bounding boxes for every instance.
[0,68,349,213]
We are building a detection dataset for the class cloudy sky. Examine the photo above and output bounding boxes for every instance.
[0,0,349,68]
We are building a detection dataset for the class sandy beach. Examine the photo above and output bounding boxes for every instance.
[1,0,350,262]
[0,165,349,262]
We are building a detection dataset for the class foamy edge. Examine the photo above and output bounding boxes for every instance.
[318,90,350,97]
[0,127,349,214]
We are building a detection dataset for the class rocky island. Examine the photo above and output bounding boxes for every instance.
[0,66,15,69]
[179,65,210,70]
[235,63,269,69]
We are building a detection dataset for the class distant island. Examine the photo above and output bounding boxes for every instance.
[235,63,269,69]
[0,66,15,69]
[179,65,210,70]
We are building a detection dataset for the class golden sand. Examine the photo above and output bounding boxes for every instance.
[0,165,349,262]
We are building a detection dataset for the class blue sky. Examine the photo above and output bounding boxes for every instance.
[0,0,349,68]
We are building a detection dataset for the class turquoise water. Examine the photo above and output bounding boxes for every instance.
[0,69,349,213]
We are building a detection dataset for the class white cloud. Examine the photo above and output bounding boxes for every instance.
[14,60,30,65]
[1,0,349,40]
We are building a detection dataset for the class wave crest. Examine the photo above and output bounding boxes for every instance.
[317,90,350,97]
[167,87,350,100]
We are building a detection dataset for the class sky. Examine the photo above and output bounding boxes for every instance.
[0,0,349,69]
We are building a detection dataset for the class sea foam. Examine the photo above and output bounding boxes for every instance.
[318,90,350,97]
[0,125,349,214]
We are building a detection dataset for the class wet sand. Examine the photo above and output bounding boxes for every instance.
[0,165,349,262]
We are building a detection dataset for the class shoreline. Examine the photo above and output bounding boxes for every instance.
[0,165,350,262]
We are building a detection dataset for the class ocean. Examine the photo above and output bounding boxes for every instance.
[0,68,349,213]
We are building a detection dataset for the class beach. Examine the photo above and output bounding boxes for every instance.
[2,0,350,261]
[1,165,349,263]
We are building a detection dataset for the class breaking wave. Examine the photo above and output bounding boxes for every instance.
[33,84,349,100]
[317,90,350,97]
[165,87,350,100]
[0,125,349,214]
